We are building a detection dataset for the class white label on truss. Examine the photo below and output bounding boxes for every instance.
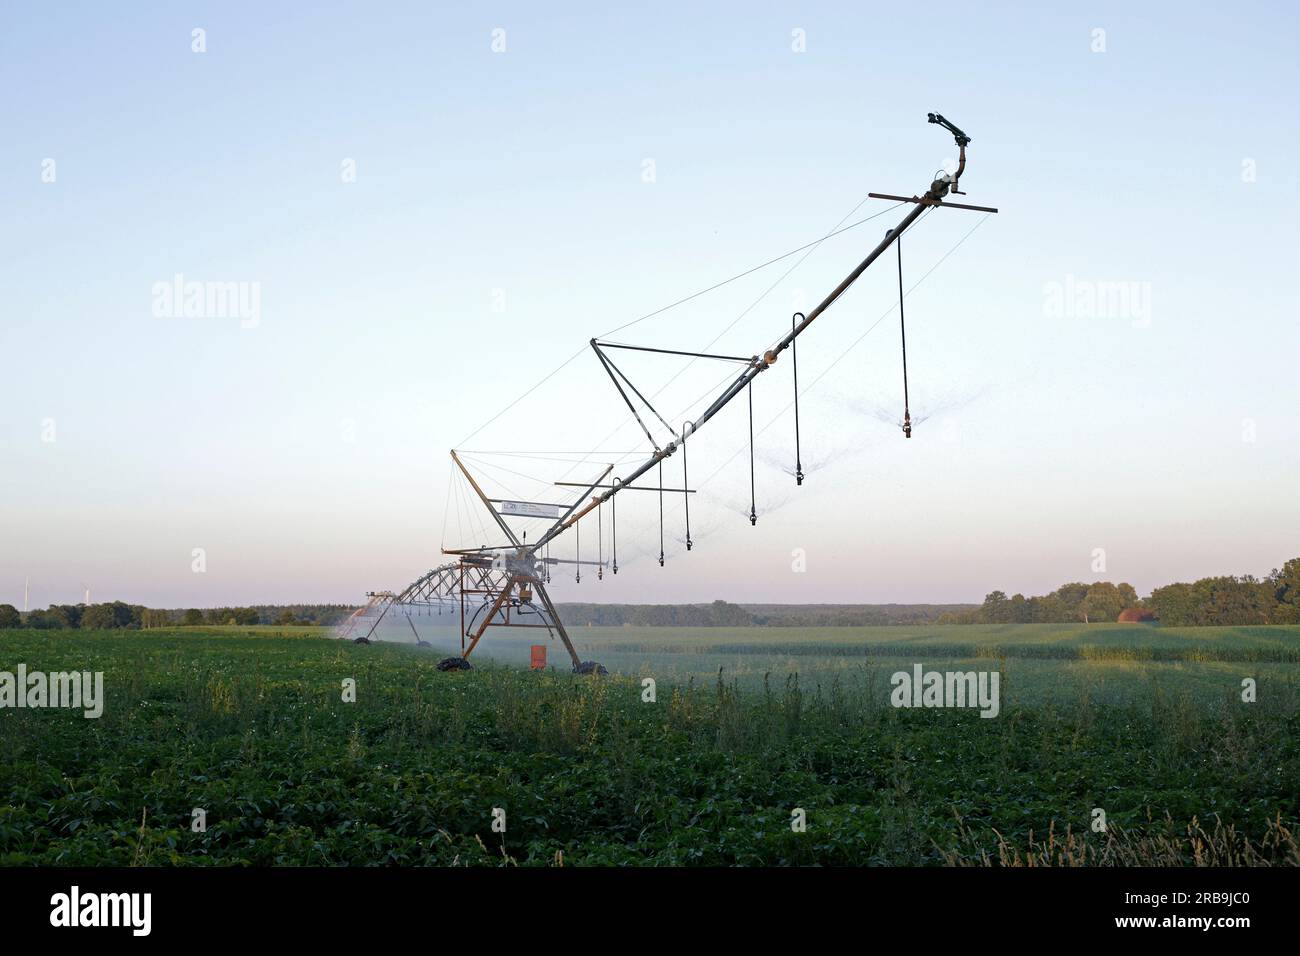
[499,500,560,519]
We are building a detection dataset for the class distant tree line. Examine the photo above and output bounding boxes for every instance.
[938,582,1141,625]
[3,562,1297,631]
[743,604,978,627]
[1147,559,1300,626]
[0,601,158,631]
[939,557,1300,626]
[557,600,755,627]
[555,601,981,627]
[0,602,354,630]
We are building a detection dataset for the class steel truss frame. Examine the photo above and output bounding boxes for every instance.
[346,113,995,673]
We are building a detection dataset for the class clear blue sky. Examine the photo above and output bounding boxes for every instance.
[2,1,1297,608]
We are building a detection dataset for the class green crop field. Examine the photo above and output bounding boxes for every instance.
[2,625,1298,866]
[446,621,1300,707]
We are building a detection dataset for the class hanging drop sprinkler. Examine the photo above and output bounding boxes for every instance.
[658,460,666,565]
[748,381,757,525]
[682,421,695,549]
[611,478,619,574]
[791,313,805,485]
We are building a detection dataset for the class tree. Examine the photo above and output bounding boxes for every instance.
[1273,600,1300,625]
[1024,594,1062,623]
[981,591,1012,623]
[275,610,298,626]
[1147,583,1191,625]
[0,604,19,629]
[140,608,172,628]
[1052,583,1090,619]
[81,605,117,629]
[115,602,135,627]
[1198,576,1272,625]
[1271,558,1300,608]
[1080,582,1125,623]
[705,600,752,626]
[182,609,203,626]
[27,606,70,629]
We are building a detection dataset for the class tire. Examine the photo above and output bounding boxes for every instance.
[437,656,473,672]
[573,660,608,676]
[353,637,371,645]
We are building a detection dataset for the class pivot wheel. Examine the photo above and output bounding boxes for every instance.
[437,657,473,672]
[573,660,607,676]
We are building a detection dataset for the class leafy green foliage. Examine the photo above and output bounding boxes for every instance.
[945,557,1300,626]
[1,628,1296,866]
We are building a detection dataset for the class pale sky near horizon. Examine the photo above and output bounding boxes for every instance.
[2,2,1298,610]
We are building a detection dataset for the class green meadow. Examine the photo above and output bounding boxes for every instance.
[1,625,1297,866]
[467,621,1300,707]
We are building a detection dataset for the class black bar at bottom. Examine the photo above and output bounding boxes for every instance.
[0,865,1284,942]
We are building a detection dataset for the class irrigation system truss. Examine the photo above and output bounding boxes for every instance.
[339,113,998,673]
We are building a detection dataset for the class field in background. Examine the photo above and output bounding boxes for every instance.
[374,620,1300,707]
[2,626,1297,865]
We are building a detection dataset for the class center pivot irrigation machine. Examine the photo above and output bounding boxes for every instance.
[338,112,997,673]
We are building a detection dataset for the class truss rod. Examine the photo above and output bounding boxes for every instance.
[592,341,680,445]
[548,462,613,552]
[594,341,753,363]
[868,192,998,214]
[592,341,660,450]
[451,450,521,547]
[535,185,935,549]
[442,545,518,555]
[554,481,696,493]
